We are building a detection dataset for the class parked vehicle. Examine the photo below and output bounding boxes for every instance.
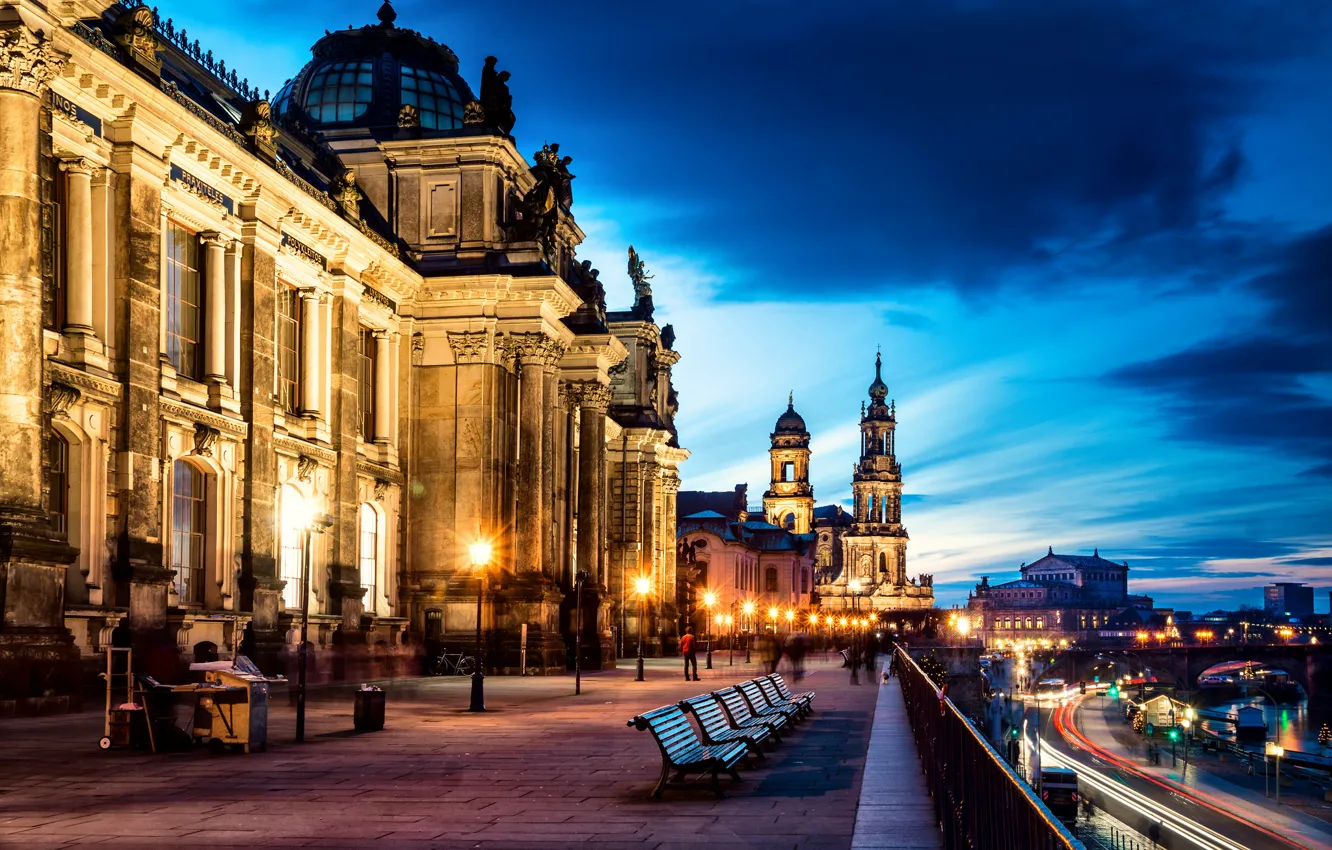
[1039,767,1080,820]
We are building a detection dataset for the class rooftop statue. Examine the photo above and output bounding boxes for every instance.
[660,323,676,350]
[628,245,654,315]
[480,55,515,135]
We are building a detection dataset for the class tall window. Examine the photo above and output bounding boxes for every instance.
[400,64,463,130]
[780,461,793,482]
[165,224,203,379]
[280,487,305,609]
[765,567,778,593]
[50,170,67,330]
[359,503,377,612]
[171,460,207,605]
[359,328,376,438]
[800,568,809,594]
[304,60,374,123]
[48,432,69,536]
[276,285,301,413]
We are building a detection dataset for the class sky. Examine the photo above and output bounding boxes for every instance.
[169,0,1332,612]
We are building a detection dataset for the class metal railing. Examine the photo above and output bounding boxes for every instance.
[893,646,1084,850]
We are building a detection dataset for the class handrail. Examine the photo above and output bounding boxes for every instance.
[893,645,1084,850]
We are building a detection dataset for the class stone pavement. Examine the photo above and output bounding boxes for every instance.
[0,655,899,850]
[851,674,942,849]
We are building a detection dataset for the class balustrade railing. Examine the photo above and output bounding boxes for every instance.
[893,645,1084,850]
[115,1,268,102]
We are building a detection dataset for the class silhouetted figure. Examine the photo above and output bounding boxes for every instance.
[681,627,699,681]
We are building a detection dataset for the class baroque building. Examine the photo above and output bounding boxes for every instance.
[678,353,933,622]
[967,548,1155,646]
[0,0,685,712]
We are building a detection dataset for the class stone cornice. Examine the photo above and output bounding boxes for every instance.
[356,459,404,487]
[418,274,581,319]
[159,398,248,439]
[45,359,120,403]
[274,432,337,466]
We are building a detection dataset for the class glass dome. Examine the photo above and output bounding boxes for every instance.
[270,3,474,135]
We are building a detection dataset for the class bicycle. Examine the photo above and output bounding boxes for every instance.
[428,650,476,676]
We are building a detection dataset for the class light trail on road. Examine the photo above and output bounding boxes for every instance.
[1043,695,1309,850]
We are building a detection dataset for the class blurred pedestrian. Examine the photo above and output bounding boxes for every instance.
[681,626,700,681]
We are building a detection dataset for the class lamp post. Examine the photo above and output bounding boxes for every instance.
[743,601,755,663]
[635,575,650,681]
[703,591,717,669]
[574,569,589,696]
[294,503,332,744]
[1267,742,1284,803]
[848,579,863,685]
[468,540,492,712]
[725,613,734,665]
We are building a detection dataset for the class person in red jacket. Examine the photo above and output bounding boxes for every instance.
[681,627,700,681]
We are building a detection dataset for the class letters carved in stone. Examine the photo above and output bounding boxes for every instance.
[446,330,489,365]
[0,24,66,95]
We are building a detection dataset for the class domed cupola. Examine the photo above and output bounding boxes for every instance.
[868,351,888,403]
[271,1,475,136]
[774,392,809,436]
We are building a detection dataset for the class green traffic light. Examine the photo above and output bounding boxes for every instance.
[1168,729,1179,741]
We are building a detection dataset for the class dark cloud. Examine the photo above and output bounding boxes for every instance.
[421,0,1330,298]
[1109,227,1332,473]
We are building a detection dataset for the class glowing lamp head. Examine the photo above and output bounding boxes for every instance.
[839,617,848,628]
[284,491,314,532]
[848,579,862,593]
[702,591,717,607]
[743,601,755,616]
[809,613,820,625]
[768,606,779,620]
[634,576,652,596]
[785,609,795,622]
[468,540,493,568]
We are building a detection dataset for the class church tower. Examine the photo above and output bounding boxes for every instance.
[763,393,814,533]
[832,352,933,611]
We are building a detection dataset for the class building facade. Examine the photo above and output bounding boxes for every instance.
[0,0,685,712]
[968,548,1155,646]
[1264,583,1314,617]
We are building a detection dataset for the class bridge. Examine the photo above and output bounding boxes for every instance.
[1045,644,1332,703]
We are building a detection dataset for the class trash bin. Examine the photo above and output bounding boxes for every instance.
[354,685,385,731]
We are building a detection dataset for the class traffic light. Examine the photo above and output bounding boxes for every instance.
[1079,681,1087,695]
[1168,728,1180,742]
[1108,685,1120,699]
[1010,726,1020,740]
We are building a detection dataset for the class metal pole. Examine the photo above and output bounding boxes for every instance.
[574,571,584,695]
[1275,752,1281,804]
[469,571,486,711]
[729,614,734,666]
[635,592,646,681]
[745,613,751,664]
[296,526,311,743]
[705,607,713,670]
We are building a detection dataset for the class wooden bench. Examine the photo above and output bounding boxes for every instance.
[765,674,815,716]
[627,704,748,798]
[716,686,790,739]
[680,693,771,759]
[738,679,803,723]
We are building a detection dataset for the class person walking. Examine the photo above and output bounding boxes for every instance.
[681,626,700,681]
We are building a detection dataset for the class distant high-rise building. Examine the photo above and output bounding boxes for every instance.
[1264,583,1313,617]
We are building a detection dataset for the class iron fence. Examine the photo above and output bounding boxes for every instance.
[894,645,1084,850]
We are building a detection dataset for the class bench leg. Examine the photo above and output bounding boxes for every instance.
[651,761,670,799]
[711,767,727,799]
[748,741,767,760]
[728,767,743,782]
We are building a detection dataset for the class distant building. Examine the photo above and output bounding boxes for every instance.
[968,548,1154,645]
[1264,583,1314,617]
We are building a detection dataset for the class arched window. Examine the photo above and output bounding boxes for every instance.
[783,512,795,531]
[765,567,778,593]
[1036,617,1044,630]
[359,503,378,614]
[47,432,69,537]
[171,460,207,605]
[280,485,306,609]
[878,551,887,577]
[305,60,374,123]
[1025,617,1034,630]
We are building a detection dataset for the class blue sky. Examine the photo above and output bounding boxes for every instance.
[171,0,1332,611]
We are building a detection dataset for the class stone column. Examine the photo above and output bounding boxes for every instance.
[570,382,611,587]
[300,289,320,416]
[201,231,227,384]
[372,330,390,442]
[59,157,94,333]
[539,343,564,576]
[512,334,546,573]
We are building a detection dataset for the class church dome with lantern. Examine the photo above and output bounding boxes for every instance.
[270,1,475,134]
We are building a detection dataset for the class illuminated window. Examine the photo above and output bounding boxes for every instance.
[165,224,203,380]
[280,486,305,609]
[1026,617,1034,630]
[765,567,778,593]
[400,64,463,130]
[276,285,301,414]
[1036,617,1044,630]
[305,60,374,123]
[359,503,377,612]
[171,460,207,605]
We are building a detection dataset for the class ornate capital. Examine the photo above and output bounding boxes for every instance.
[446,330,489,365]
[501,331,561,368]
[0,24,66,96]
[199,231,227,248]
[57,156,96,176]
[565,380,611,413]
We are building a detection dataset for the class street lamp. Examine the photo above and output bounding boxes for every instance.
[289,496,332,744]
[848,579,863,685]
[956,614,971,642]
[768,606,779,636]
[724,613,734,665]
[634,575,651,681]
[1267,742,1285,803]
[742,601,755,663]
[574,569,589,696]
[785,608,796,635]
[468,540,493,712]
[702,591,717,669]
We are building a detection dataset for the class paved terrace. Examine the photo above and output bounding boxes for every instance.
[0,656,942,849]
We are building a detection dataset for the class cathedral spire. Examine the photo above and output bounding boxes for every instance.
[868,349,888,403]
